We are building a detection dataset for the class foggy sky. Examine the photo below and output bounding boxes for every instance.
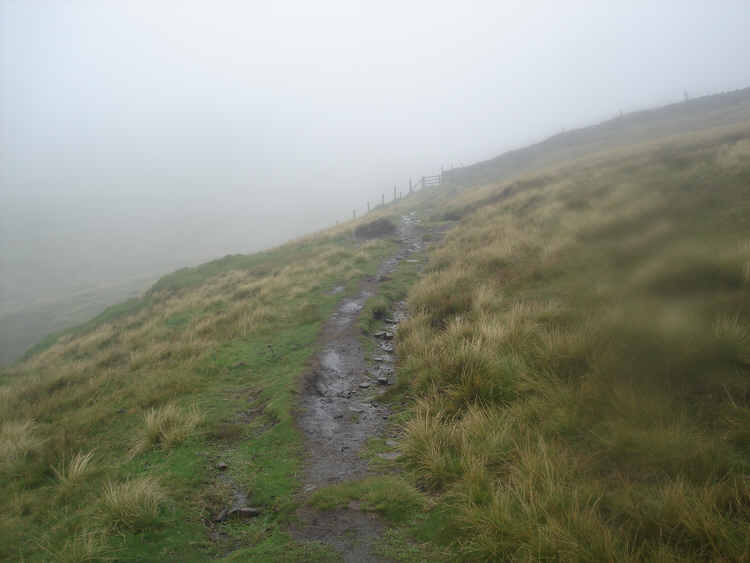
[2,0,750,315]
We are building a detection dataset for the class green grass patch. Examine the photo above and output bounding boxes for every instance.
[0,228,397,560]
[396,127,750,560]
[308,476,425,524]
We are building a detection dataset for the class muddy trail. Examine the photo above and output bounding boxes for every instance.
[291,213,424,561]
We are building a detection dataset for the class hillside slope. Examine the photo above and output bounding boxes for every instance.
[398,124,750,560]
[0,223,404,560]
[2,121,750,561]
[444,87,750,187]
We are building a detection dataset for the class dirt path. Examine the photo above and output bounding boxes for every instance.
[291,213,423,561]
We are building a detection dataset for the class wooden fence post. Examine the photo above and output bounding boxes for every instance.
[409,178,413,193]
[353,209,356,220]
[393,185,397,202]
[367,201,370,213]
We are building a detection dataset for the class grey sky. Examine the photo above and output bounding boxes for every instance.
[1,0,750,314]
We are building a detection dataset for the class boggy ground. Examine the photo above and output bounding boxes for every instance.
[291,213,423,561]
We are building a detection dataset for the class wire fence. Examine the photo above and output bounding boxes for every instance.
[348,172,445,222]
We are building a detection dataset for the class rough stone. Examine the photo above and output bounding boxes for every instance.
[374,330,393,340]
[216,461,228,471]
[359,382,370,388]
[227,507,261,520]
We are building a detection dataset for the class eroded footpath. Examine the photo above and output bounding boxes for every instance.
[291,213,423,561]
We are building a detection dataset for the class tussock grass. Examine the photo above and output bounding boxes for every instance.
[131,403,204,455]
[100,476,165,531]
[399,126,750,560]
[52,450,96,487]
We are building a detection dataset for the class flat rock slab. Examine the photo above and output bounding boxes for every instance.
[214,506,261,522]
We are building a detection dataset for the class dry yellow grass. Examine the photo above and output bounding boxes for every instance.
[100,476,165,531]
[0,189,399,558]
[52,450,96,487]
[398,125,750,560]
[131,403,204,456]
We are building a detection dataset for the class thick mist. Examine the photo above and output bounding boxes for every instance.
[1,0,749,361]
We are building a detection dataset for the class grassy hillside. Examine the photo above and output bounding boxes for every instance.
[2,119,750,561]
[0,224,400,561]
[0,275,157,367]
[396,125,750,560]
[444,87,750,187]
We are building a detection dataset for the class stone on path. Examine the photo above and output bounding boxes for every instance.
[214,506,261,522]
[228,507,261,520]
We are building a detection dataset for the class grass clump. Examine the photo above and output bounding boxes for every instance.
[131,403,204,456]
[100,476,165,531]
[52,450,96,488]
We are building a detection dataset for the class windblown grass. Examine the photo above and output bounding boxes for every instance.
[130,403,204,456]
[52,450,96,487]
[0,218,396,559]
[4,113,749,560]
[398,126,750,560]
[100,476,165,531]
